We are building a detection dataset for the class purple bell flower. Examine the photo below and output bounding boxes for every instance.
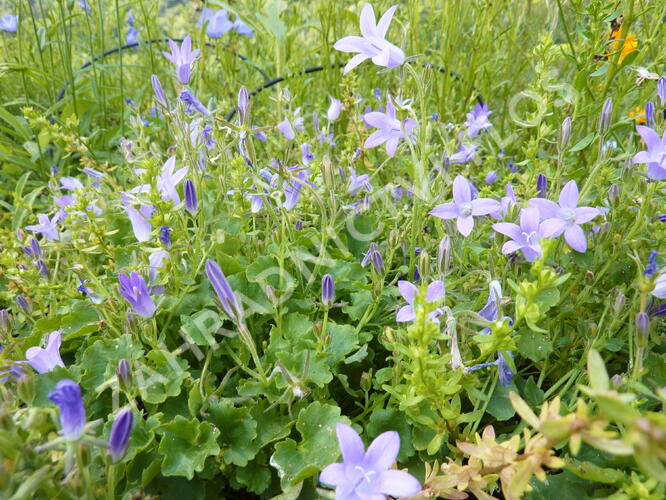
[108,408,133,462]
[162,35,200,85]
[48,379,86,441]
[118,272,156,318]
[26,330,65,374]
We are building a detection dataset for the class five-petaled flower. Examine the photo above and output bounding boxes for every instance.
[162,35,200,85]
[632,125,666,180]
[396,280,445,323]
[464,103,492,137]
[333,3,404,74]
[26,213,61,240]
[319,423,421,500]
[363,96,416,157]
[430,175,501,237]
[529,180,601,253]
[492,207,543,262]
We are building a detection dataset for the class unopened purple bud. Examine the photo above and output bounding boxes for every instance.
[536,174,547,198]
[413,266,420,282]
[238,87,250,123]
[184,180,198,215]
[22,246,34,258]
[295,220,303,230]
[30,238,42,258]
[645,101,655,127]
[108,408,133,462]
[151,75,168,108]
[205,259,242,322]
[559,116,572,150]
[159,226,172,248]
[36,259,49,279]
[658,77,666,106]
[636,312,649,336]
[598,98,613,135]
[48,379,86,441]
[321,274,335,306]
[16,296,30,312]
[485,170,497,185]
[371,250,384,272]
[116,359,132,390]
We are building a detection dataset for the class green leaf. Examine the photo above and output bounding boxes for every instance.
[179,309,222,346]
[270,402,346,488]
[80,335,142,392]
[324,323,358,365]
[137,349,190,405]
[587,349,609,392]
[157,416,220,479]
[486,383,517,421]
[517,331,553,362]
[527,470,596,499]
[236,457,273,494]
[207,399,259,466]
[366,408,415,461]
[342,290,373,320]
[568,132,595,153]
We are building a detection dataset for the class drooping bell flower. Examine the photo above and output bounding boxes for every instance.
[48,379,86,441]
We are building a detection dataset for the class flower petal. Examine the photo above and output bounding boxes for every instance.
[456,215,474,237]
[426,280,445,302]
[558,180,579,209]
[452,175,471,204]
[363,430,399,471]
[520,207,541,233]
[396,305,416,322]
[359,3,377,38]
[539,218,566,238]
[574,207,600,224]
[564,224,587,252]
[343,53,370,74]
[397,280,417,304]
[529,198,560,219]
[319,462,346,486]
[636,125,662,152]
[377,469,422,497]
[336,423,365,465]
[429,203,459,220]
[334,35,372,53]
[471,198,501,216]
[376,5,398,38]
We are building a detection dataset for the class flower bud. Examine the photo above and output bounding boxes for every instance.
[159,226,172,249]
[418,251,430,280]
[597,98,613,136]
[327,97,342,121]
[659,77,666,106]
[0,309,10,334]
[608,183,620,204]
[151,75,168,108]
[611,374,623,390]
[536,173,547,198]
[184,179,198,215]
[237,86,250,125]
[265,284,277,306]
[321,274,335,307]
[16,296,30,312]
[108,408,133,462]
[645,101,655,127]
[116,359,132,391]
[437,235,450,275]
[321,156,335,190]
[559,116,572,150]
[636,312,649,337]
[613,291,625,313]
[360,371,372,393]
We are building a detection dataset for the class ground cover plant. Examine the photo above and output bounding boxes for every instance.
[0,0,665,498]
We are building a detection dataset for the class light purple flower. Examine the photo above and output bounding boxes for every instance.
[148,250,169,284]
[429,175,501,237]
[490,183,516,219]
[232,17,254,37]
[319,423,421,499]
[205,259,242,322]
[162,36,200,85]
[157,155,188,204]
[151,75,168,108]
[464,103,492,138]
[118,272,156,318]
[277,118,295,140]
[492,207,543,262]
[529,180,601,253]
[396,280,445,323]
[0,14,17,33]
[485,170,497,185]
[25,330,65,374]
[632,125,666,180]
[347,167,372,195]
[48,379,86,441]
[448,143,477,164]
[363,97,416,157]
[124,204,153,242]
[77,0,91,15]
[322,274,335,306]
[333,3,405,74]
[283,168,313,209]
[179,89,209,115]
[658,77,666,107]
[361,242,384,271]
[328,97,342,121]
[108,408,133,462]
[653,273,666,299]
[26,213,60,240]
[198,8,233,38]
[159,226,171,248]
[300,143,314,165]
[60,177,84,191]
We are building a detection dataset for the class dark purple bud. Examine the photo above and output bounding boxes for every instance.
[205,259,242,322]
[48,379,86,441]
[30,238,42,258]
[238,87,250,124]
[116,359,132,390]
[294,220,303,230]
[108,408,133,462]
[22,246,34,258]
[636,312,649,336]
[659,214,666,222]
[644,251,658,278]
[151,75,167,108]
[559,116,571,150]
[536,174,547,198]
[184,180,198,215]
[16,296,30,312]
[159,226,172,248]
[321,274,334,307]
[645,101,655,127]
[598,98,613,135]
[413,266,420,282]
[370,247,384,272]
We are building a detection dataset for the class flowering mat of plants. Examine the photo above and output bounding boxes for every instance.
[0,0,665,498]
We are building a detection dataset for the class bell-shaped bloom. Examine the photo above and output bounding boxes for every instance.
[529,180,601,253]
[492,207,543,262]
[60,177,84,191]
[124,204,153,242]
[277,118,295,140]
[205,259,243,322]
[108,408,133,462]
[396,280,445,323]
[26,213,60,241]
[319,423,421,499]
[430,175,501,237]
[363,97,416,157]
[448,144,477,164]
[333,4,405,74]
[26,330,65,374]
[632,125,666,180]
[48,379,86,441]
[327,97,342,121]
[467,352,515,386]
[347,167,372,195]
[652,272,666,299]
[464,103,492,137]
[118,272,156,318]
[198,8,233,38]
[0,14,17,33]
[179,89,209,115]
[322,274,335,306]
[157,156,188,204]
[232,17,254,37]
[162,36,200,85]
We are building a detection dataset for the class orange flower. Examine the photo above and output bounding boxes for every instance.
[628,106,646,124]
[611,26,638,63]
